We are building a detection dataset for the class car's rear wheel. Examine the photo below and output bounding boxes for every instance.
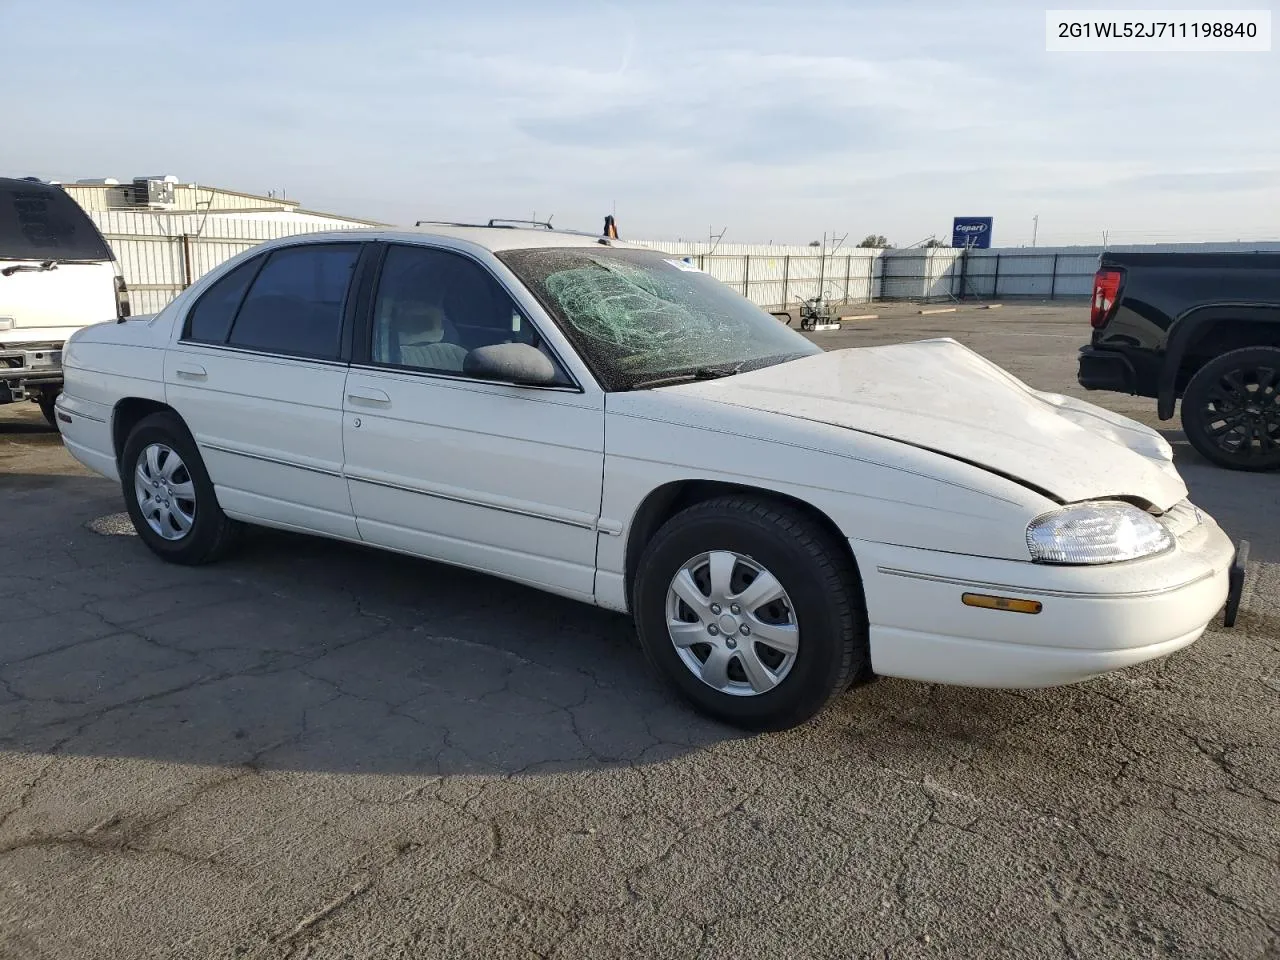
[632,496,867,731]
[121,411,241,564]
[1181,346,1280,472]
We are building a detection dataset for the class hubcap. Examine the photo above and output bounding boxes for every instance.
[665,550,799,697]
[134,443,197,541]
[1200,364,1280,459]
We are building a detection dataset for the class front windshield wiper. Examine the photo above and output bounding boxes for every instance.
[627,362,747,391]
[1,260,59,277]
[625,351,813,391]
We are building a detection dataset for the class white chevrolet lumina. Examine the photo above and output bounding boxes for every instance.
[55,226,1247,730]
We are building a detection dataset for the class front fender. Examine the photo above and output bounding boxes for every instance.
[596,399,1052,612]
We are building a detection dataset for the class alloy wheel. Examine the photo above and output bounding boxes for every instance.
[1198,363,1280,460]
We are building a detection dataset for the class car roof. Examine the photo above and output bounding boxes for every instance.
[265,224,641,254]
[0,176,65,194]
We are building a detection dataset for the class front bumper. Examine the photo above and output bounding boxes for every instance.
[1077,345,1135,393]
[853,515,1239,688]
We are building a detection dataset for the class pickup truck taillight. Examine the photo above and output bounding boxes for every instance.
[1091,268,1122,329]
[115,275,132,320]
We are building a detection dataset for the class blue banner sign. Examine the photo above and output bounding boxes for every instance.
[952,217,993,248]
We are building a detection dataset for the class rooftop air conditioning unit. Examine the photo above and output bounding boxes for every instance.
[131,175,178,208]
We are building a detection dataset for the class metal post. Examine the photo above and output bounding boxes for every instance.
[817,249,825,306]
[991,253,1001,298]
[782,255,790,307]
[867,255,875,302]
[1049,253,1059,299]
[180,234,194,289]
[957,248,968,300]
[843,255,852,303]
[743,254,750,299]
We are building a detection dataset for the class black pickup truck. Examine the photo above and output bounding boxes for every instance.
[1078,251,1280,471]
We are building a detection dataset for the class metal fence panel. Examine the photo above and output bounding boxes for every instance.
[87,218,1280,317]
[92,211,368,313]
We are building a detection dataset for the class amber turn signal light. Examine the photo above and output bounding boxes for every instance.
[961,593,1043,615]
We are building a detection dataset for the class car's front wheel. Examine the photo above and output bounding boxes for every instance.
[1181,346,1280,472]
[632,496,868,731]
[121,411,241,564]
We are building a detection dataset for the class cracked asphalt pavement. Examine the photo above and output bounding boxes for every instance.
[2,304,1278,959]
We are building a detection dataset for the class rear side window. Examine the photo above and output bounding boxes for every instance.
[227,244,360,359]
[0,180,114,261]
[184,255,262,343]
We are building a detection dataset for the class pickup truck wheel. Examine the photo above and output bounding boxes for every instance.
[121,412,240,564]
[632,496,867,731]
[1181,346,1280,472]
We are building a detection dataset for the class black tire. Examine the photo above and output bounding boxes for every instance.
[120,411,241,564]
[632,496,868,731]
[1181,346,1280,472]
[37,391,58,428]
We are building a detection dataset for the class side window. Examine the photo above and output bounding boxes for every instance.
[370,245,545,375]
[184,255,262,343]
[226,244,360,359]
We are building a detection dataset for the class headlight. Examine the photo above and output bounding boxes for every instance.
[1026,501,1174,564]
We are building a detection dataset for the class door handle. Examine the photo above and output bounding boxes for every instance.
[175,365,207,380]
[346,388,391,406]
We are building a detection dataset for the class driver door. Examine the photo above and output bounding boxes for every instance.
[341,242,605,600]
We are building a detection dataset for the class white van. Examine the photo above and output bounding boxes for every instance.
[1,177,128,425]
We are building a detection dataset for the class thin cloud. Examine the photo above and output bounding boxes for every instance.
[2,0,1277,243]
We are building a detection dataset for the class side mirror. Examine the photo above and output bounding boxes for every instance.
[463,342,562,386]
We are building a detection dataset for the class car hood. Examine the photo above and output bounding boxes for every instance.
[666,339,1187,510]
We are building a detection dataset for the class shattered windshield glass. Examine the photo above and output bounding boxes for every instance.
[497,247,820,391]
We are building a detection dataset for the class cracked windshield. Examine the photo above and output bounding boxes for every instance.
[499,247,819,390]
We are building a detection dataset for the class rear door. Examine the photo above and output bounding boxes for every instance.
[0,180,118,345]
[164,241,370,540]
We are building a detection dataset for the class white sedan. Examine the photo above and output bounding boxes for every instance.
[55,226,1246,730]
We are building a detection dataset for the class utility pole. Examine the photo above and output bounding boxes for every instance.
[1032,214,1039,248]
[708,226,727,256]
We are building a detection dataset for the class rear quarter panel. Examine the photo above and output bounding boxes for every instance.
[58,316,175,479]
[62,320,169,408]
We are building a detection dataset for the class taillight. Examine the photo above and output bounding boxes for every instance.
[115,275,131,320]
[1091,268,1122,329]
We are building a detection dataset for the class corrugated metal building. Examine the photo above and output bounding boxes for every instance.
[60,177,1280,312]
[65,176,334,215]
[64,175,379,313]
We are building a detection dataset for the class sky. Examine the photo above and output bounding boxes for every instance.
[4,0,1278,246]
